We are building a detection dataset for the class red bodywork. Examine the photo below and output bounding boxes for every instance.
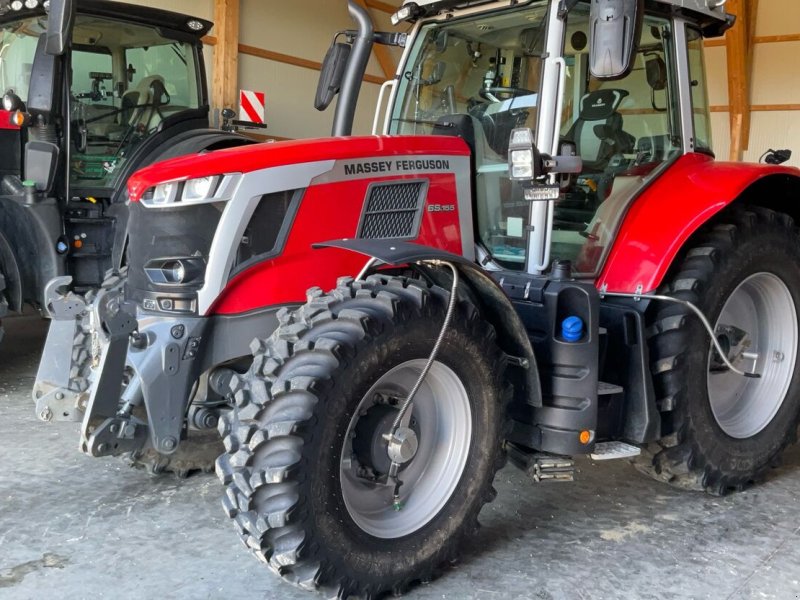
[598,153,800,293]
[0,110,20,131]
[128,136,471,315]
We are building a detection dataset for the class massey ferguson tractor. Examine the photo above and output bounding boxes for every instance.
[0,0,247,346]
[34,0,800,596]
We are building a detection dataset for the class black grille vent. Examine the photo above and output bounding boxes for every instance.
[358,181,426,240]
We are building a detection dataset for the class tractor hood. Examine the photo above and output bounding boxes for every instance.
[127,135,472,203]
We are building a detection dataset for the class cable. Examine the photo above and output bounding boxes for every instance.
[390,260,460,433]
[601,290,761,379]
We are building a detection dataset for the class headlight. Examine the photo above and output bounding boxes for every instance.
[182,176,220,203]
[150,181,179,205]
[142,175,228,206]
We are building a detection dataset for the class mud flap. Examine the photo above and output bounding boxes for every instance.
[33,277,89,423]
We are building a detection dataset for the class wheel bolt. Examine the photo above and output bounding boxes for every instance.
[774,351,785,363]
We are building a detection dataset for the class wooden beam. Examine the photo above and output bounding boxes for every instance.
[237,43,385,85]
[365,0,399,14]
[212,0,240,111]
[712,104,800,112]
[204,36,384,85]
[705,32,800,47]
[354,0,396,79]
[724,0,755,160]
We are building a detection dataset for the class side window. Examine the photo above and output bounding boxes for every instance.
[687,27,713,152]
[126,45,198,109]
[548,9,684,275]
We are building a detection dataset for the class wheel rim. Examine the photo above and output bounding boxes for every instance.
[340,359,472,539]
[707,272,798,439]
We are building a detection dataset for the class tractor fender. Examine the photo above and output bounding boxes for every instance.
[316,238,542,407]
[598,153,800,294]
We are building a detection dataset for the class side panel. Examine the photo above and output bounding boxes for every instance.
[211,169,466,314]
[597,153,800,293]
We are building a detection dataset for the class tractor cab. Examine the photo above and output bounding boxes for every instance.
[385,0,727,277]
[0,0,212,195]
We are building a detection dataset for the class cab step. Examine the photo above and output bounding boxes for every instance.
[506,443,575,483]
[590,441,641,461]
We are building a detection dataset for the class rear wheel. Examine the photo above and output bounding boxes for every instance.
[639,207,800,494]
[217,275,508,598]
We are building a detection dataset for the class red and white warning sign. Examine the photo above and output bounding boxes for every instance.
[239,90,266,124]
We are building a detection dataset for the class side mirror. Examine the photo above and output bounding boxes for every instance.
[315,42,351,111]
[422,61,446,86]
[45,0,76,56]
[589,0,643,80]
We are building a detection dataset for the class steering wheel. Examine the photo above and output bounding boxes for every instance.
[479,86,534,102]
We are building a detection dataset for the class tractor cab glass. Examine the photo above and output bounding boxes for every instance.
[0,16,40,102]
[551,6,681,275]
[392,1,683,274]
[68,15,201,188]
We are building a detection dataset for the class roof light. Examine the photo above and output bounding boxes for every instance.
[24,0,40,9]
[391,3,422,26]
[186,19,204,32]
[10,1,24,11]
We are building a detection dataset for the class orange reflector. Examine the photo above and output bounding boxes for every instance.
[579,430,591,445]
[74,240,83,249]
[11,111,25,127]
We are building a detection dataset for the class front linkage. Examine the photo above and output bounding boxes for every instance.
[34,271,227,475]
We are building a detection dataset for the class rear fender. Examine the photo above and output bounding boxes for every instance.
[598,154,800,293]
[316,239,542,408]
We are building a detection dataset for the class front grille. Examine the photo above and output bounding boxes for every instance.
[357,181,426,240]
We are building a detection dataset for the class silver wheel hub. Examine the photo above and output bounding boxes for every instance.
[707,272,798,439]
[340,359,472,539]
[386,427,419,464]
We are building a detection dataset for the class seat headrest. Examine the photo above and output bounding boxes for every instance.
[579,89,629,120]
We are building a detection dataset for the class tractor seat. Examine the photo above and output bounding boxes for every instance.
[120,75,170,134]
[564,89,635,172]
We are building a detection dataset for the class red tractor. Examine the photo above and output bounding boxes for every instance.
[36,0,800,596]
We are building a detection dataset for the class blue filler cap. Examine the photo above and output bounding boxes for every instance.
[562,316,584,343]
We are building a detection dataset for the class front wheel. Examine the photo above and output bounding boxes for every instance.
[216,275,509,598]
[639,207,800,494]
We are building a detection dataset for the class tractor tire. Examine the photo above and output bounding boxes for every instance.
[0,273,7,346]
[125,429,222,478]
[216,275,509,598]
[638,207,800,495]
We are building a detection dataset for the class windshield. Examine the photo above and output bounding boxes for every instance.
[391,3,548,140]
[0,16,40,101]
[390,2,550,267]
[69,15,202,189]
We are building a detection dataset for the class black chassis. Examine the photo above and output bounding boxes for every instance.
[318,238,662,457]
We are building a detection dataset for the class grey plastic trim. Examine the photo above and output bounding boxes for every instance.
[197,160,335,315]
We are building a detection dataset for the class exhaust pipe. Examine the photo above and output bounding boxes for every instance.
[332,0,374,136]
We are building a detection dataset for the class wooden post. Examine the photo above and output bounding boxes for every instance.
[212,0,240,112]
[725,0,756,161]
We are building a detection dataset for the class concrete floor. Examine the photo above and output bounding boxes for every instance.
[2,315,800,600]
